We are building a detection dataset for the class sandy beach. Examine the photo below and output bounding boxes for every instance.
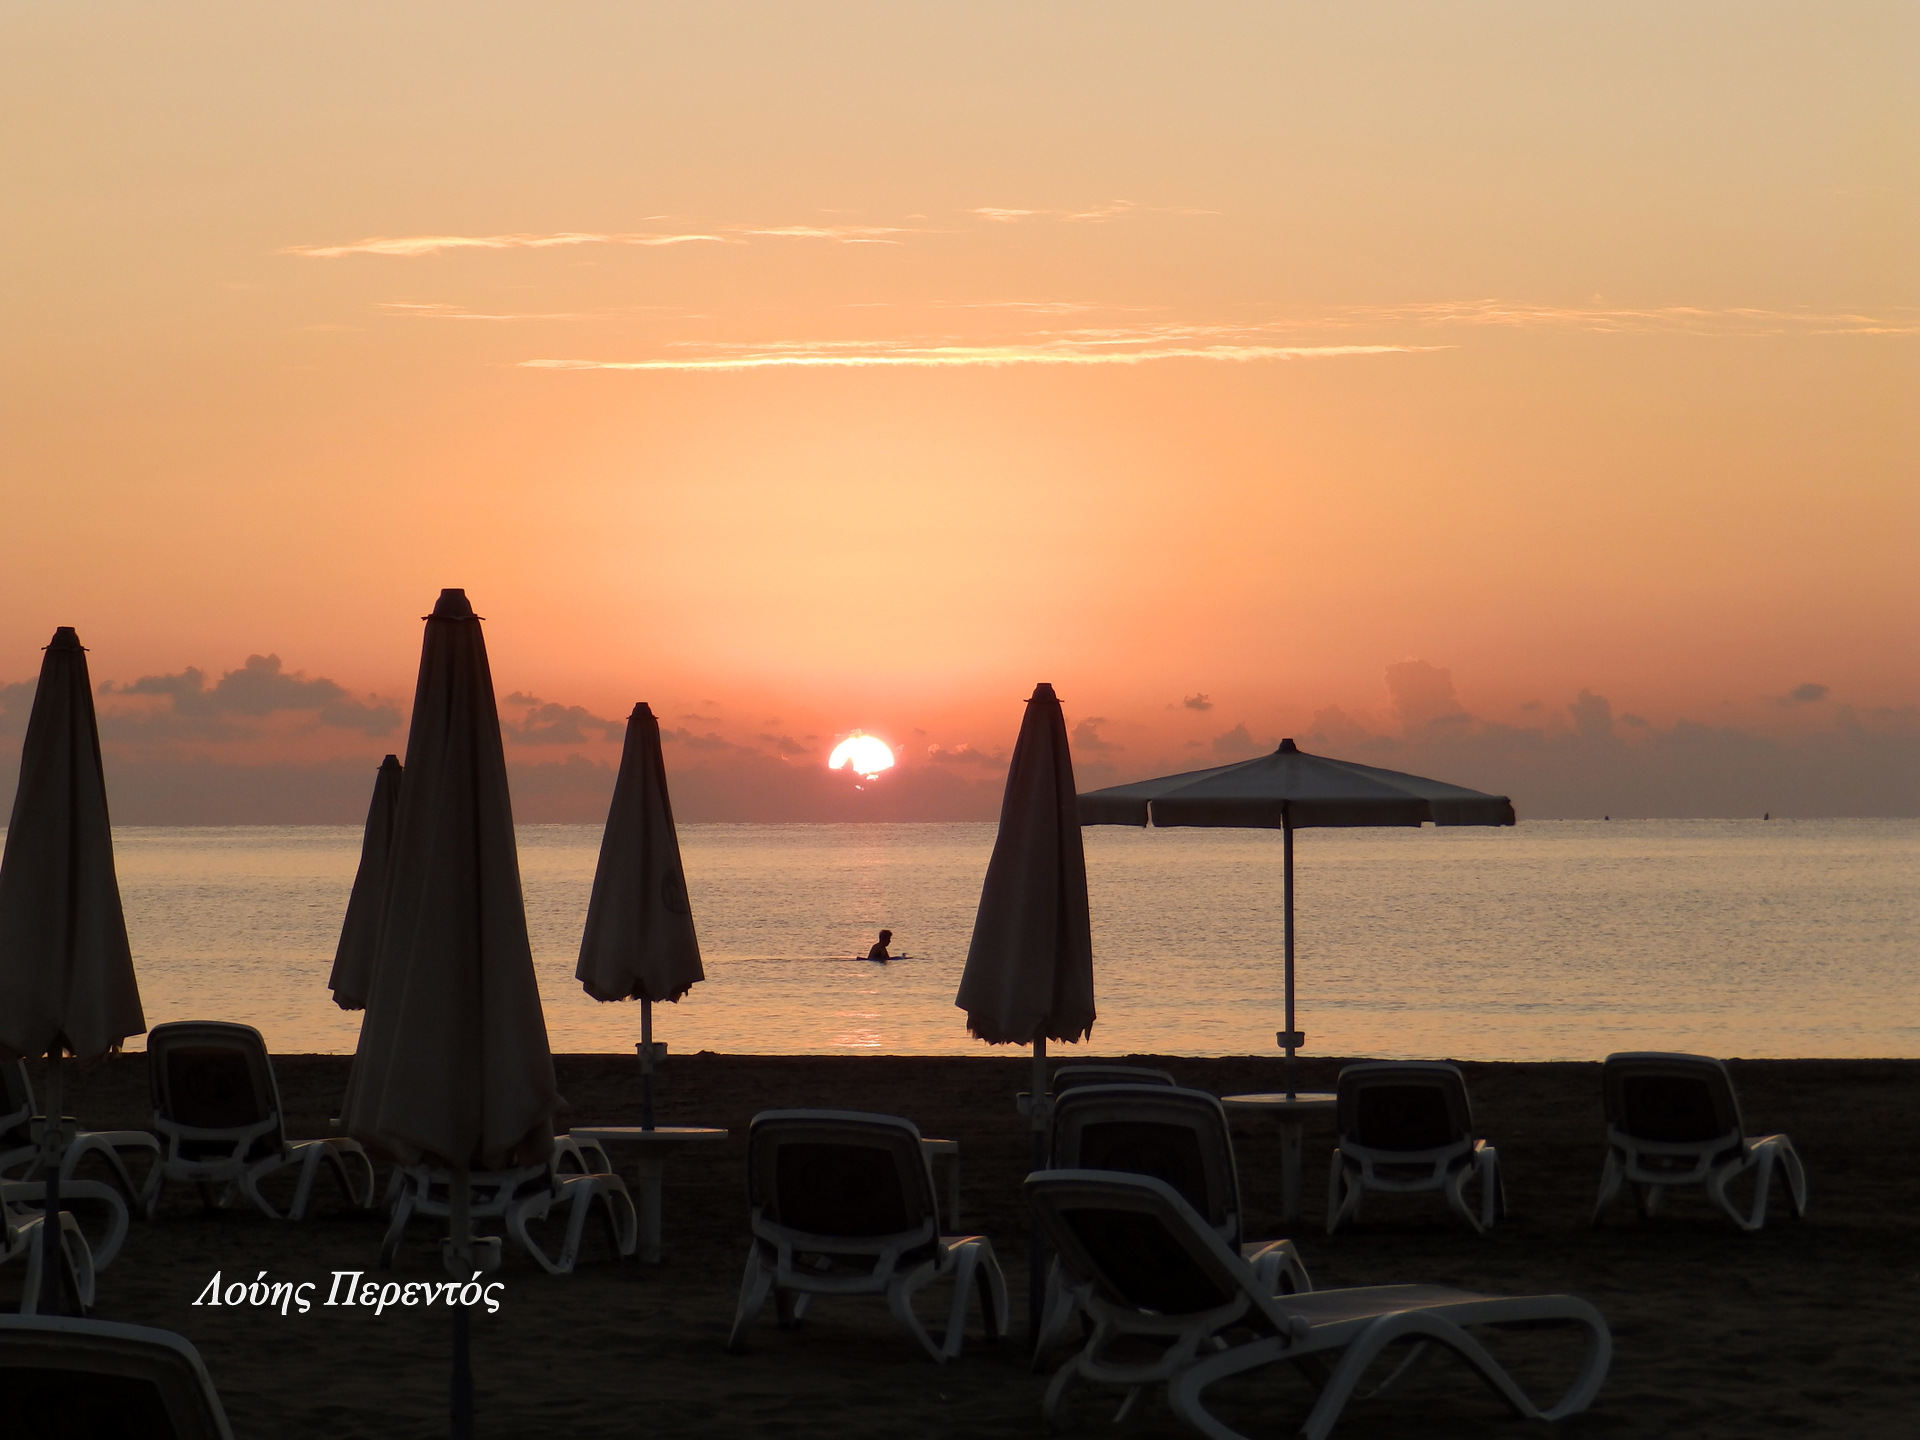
[9,1052,1915,1438]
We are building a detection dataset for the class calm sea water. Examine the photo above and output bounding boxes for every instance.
[102,820,1916,1061]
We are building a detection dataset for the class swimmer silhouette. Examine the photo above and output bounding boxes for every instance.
[864,929,893,964]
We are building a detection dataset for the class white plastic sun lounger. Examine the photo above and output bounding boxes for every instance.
[1593,1051,1807,1232]
[141,1022,376,1221]
[0,1313,233,1438]
[1,1187,97,1315]
[1326,1062,1504,1236]
[728,1109,1008,1363]
[380,1155,638,1275]
[1036,1083,1310,1356]
[1029,1169,1610,1440]
[1,1060,160,1207]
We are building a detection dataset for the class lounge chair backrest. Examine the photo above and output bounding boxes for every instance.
[1336,1062,1475,1152]
[1049,1084,1242,1239]
[1,1061,31,1149]
[146,1022,286,1161]
[1026,1169,1281,1331]
[1052,1064,1177,1095]
[1602,1052,1744,1144]
[0,1313,234,1439]
[747,1109,939,1244]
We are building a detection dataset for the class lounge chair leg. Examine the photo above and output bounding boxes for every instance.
[1591,1151,1623,1226]
[727,1247,772,1353]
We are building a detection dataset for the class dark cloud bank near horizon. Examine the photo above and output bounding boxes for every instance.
[0,659,1913,824]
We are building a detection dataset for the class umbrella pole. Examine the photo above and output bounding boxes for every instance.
[449,1169,475,1440]
[37,1047,69,1315]
[1283,817,1298,1101]
[1027,1035,1049,1352]
[640,999,655,1132]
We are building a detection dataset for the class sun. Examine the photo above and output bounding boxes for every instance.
[829,733,895,780]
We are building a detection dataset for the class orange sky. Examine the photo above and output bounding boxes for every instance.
[2,3,1914,817]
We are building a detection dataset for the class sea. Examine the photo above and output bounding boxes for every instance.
[105,819,1916,1062]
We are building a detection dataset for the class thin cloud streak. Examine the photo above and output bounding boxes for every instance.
[285,231,730,258]
[1329,300,1919,337]
[522,342,1433,372]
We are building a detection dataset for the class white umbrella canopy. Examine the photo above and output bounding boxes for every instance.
[327,753,402,1012]
[341,591,557,1173]
[954,681,1095,1349]
[954,682,1095,1049]
[0,627,144,1063]
[1078,737,1514,1084]
[576,702,703,1128]
[576,704,703,1005]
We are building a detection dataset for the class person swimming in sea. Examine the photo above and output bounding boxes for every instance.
[864,929,894,964]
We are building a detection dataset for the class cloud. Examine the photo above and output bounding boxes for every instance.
[734,225,921,243]
[522,341,1432,373]
[1211,723,1267,758]
[758,733,812,758]
[1070,717,1119,753]
[925,743,1003,768]
[501,700,623,745]
[1783,683,1831,705]
[284,232,728,258]
[661,727,745,753]
[0,679,34,738]
[1322,300,1919,338]
[107,655,399,735]
[1385,659,1468,730]
[1287,690,1920,820]
[969,201,1216,224]
[1182,693,1213,711]
[375,302,579,321]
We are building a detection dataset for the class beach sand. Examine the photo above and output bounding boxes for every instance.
[15,1053,1916,1438]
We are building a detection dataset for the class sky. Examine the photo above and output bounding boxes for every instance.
[2,2,1914,821]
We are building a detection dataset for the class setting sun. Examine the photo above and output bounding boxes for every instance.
[828,733,895,780]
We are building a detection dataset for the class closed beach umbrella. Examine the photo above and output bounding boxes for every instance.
[576,702,704,1128]
[953,681,1093,1344]
[341,589,555,1440]
[1079,738,1514,1091]
[0,626,145,1311]
[327,753,402,1011]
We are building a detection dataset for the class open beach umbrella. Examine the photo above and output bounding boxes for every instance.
[341,589,556,1439]
[576,702,704,1129]
[0,626,146,1313]
[953,682,1094,1343]
[327,753,402,1011]
[1078,738,1514,1092]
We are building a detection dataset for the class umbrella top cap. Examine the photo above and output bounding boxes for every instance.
[430,588,476,619]
[1028,682,1057,702]
[1278,738,1299,753]
[45,627,83,651]
[630,702,654,719]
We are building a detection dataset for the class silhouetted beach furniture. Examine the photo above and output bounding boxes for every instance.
[1027,1169,1611,1440]
[953,682,1096,1346]
[727,1109,1008,1362]
[1035,1084,1310,1356]
[0,626,150,1315]
[1051,1063,1177,1095]
[1218,1090,1338,1224]
[380,1155,637,1274]
[570,1124,729,1262]
[2,1061,157,1202]
[1078,740,1515,1097]
[0,1313,233,1438]
[338,590,564,1440]
[576,702,709,1132]
[1326,1062,1504,1236]
[1,1188,95,1314]
[1593,1052,1807,1232]
[142,1022,374,1221]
